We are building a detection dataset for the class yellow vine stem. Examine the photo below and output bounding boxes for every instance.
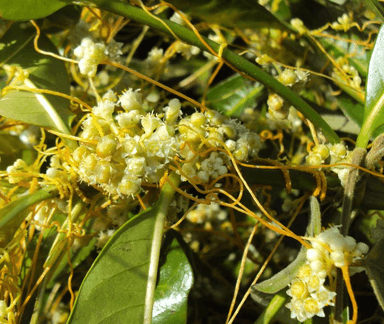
[341,265,358,324]
[133,0,180,41]
[86,7,112,42]
[227,194,310,324]
[1,85,93,112]
[102,60,208,110]
[167,201,199,230]
[201,59,225,109]
[67,244,76,310]
[45,129,98,145]
[30,20,78,64]
[168,162,310,247]
[158,1,256,83]
[226,222,260,324]
[259,54,365,101]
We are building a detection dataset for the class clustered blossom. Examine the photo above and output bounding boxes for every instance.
[286,227,369,322]
[267,69,309,120]
[306,143,351,186]
[187,202,227,224]
[74,38,123,77]
[72,88,264,197]
[6,159,29,184]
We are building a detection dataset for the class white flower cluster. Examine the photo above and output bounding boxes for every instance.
[307,227,369,270]
[286,263,336,322]
[268,69,309,120]
[0,300,9,322]
[6,159,29,184]
[286,227,369,322]
[333,62,362,90]
[74,90,179,197]
[187,202,227,224]
[74,38,123,77]
[306,143,351,186]
[73,88,264,197]
[96,229,116,249]
[174,41,201,60]
[179,111,264,182]
[331,13,353,32]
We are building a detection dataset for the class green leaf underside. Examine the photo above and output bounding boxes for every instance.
[152,235,194,324]
[206,74,264,117]
[0,0,68,21]
[0,23,74,137]
[67,208,161,324]
[252,248,306,294]
[252,198,321,295]
[356,25,384,148]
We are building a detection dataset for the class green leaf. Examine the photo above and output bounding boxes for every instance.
[363,237,384,311]
[252,197,322,295]
[166,0,291,31]
[67,173,181,324]
[89,0,340,144]
[152,233,193,324]
[320,36,369,78]
[356,25,384,148]
[321,114,360,135]
[254,292,287,324]
[251,248,306,295]
[66,209,164,323]
[206,74,265,117]
[0,185,58,248]
[0,133,29,168]
[308,196,321,237]
[366,0,384,20]
[0,23,75,143]
[36,5,82,34]
[0,0,68,21]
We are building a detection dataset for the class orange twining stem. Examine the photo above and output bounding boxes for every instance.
[103,60,208,110]
[341,265,358,324]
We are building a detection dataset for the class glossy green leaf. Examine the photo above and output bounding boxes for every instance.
[0,23,75,143]
[152,234,193,324]
[166,0,290,31]
[67,209,164,324]
[356,25,384,148]
[0,0,68,21]
[206,75,265,117]
[0,185,58,248]
[67,173,180,324]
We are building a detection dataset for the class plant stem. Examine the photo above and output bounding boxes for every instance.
[144,171,181,324]
[82,0,340,144]
[335,147,366,323]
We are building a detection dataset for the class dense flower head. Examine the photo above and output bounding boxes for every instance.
[74,38,123,77]
[286,227,369,322]
[71,88,264,197]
